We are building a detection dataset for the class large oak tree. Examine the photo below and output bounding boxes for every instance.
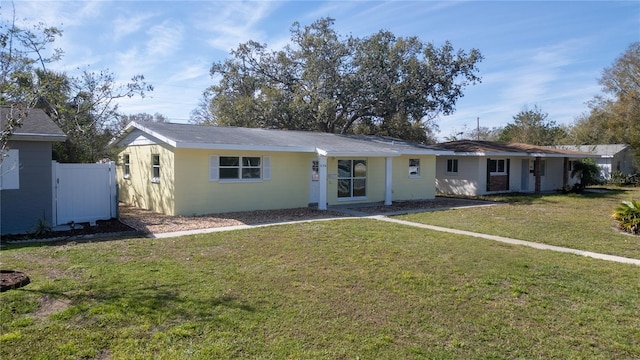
[193,18,483,143]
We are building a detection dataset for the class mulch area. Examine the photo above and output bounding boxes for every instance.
[0,270,30,292]
[0,219,138,244]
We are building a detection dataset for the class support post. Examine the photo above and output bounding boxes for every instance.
[563,157,569,192]
[385,157,392,206]
[318,156,328,210]
[534,157,541,194]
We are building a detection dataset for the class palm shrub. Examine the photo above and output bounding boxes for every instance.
[571,158,601,192]
[612,200,640,235]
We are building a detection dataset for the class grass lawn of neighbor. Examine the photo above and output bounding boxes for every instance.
[398,187,640,260]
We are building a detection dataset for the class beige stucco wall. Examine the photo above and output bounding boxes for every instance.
[117,144,440,215]
[436,156,577,195]
[435,156,483,196]
[172,149,311,215]
[391,155,436,200]
[117,143,176,215]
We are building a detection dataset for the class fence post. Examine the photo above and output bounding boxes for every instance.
[110,161,118,218]
[51,161,58,226]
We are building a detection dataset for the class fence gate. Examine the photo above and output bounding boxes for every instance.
[52,161,117,226]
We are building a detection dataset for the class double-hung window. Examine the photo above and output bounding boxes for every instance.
[151,154,160,183]
[338,159,367,199]
[0,149,19,190]
[446,159,458,174]
[210,155,271,181]
[123,154,131,179]
[409,159,420,177]
[488,159,506,175]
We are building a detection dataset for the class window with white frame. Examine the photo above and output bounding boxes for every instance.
[446,159,458,174]
[151,154,160,183]
[488,159,506,175]
[338,159,366,198]
[311,160,319,181]
[409,159,420,177]
[0,149,19,190]
[540,160,546,176]
[123,154,130,179]
[209,155,271,181]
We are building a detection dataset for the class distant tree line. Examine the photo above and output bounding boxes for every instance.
[444,42,640,166]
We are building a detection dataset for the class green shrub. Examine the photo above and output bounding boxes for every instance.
[610,172,639,186]
[612,200,640,235]
[571,158,601,192]
[33,217,52,237]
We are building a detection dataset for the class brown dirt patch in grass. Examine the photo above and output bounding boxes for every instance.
[33,295,72,320]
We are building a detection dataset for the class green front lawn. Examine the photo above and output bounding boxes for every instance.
[1,218,639,359]
[398,188,640,259]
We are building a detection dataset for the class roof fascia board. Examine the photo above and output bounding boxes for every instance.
[405,150,455,156]
[175,142,315,152]
[10,134,67,142]
[318,150,401,157]
[448,151,596,158]
[449,152,529,157]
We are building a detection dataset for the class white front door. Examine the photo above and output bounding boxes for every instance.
[309,160,320,204]
[521,159,530,191]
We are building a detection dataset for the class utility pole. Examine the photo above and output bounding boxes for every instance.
[476,117,480,140]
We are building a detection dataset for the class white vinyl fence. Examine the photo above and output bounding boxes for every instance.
[52,161,117,226]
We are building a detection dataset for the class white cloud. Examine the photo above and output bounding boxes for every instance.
[6,1,104,27]
[195,1,279,51]
[169,61,210,82]
[146,19,184,57]
[112,12,156,41]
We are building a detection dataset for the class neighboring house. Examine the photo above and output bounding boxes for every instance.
[109,121,453,216]
[0,106,67,235]
[432,140,595,196]
[550,144,636,181]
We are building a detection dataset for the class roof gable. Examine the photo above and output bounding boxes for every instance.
[111,121,452,157]
[0,106,66,142]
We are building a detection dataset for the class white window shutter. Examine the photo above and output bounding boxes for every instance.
[0,149,20,190]
[263,156,271,180]
[209,155,219,181]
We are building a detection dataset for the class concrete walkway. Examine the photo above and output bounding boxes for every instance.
[375,216,640,266]
[150,212,640,267]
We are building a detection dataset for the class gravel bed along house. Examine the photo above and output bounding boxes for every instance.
[118,204,348,234]
[118,197,495,234]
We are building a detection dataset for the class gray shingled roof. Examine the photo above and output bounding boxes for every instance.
[0,106,66,141]
[433,140,595,158]
[114,121,450,156]
[550,144,630,157]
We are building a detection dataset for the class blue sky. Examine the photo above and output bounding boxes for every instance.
[4,1,639,140]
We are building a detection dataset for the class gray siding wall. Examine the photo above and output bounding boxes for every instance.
[613,147,637,176]
[1,141,54,235]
